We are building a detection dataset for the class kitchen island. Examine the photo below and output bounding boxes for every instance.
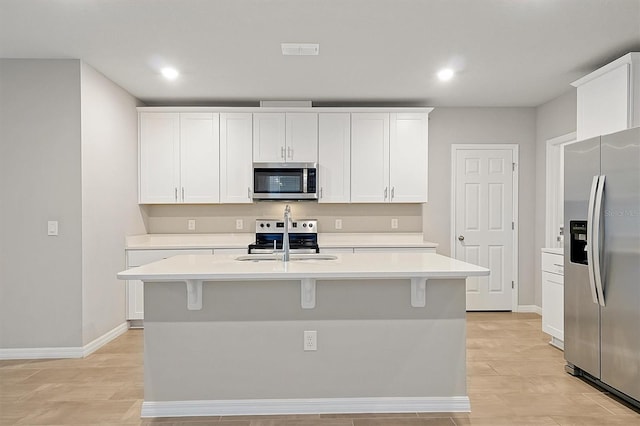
[117,252,488,418]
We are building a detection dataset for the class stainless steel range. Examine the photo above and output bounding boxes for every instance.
[248,219,319,254]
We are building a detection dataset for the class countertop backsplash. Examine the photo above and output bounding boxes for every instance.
[142,203,423,234]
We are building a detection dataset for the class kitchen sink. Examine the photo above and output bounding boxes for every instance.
[235,254,338,262]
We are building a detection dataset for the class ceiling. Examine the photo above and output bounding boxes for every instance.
[1,0,639,107]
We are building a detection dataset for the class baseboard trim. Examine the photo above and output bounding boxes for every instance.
[141,396,471,418]
[517,305,542,315]
[0,322,129,360]
[82,322,129,357]
[0,346,84,360]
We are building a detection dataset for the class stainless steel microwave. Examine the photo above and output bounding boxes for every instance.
[252,162,318,200]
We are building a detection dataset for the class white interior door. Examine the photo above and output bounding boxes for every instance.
[453,147,516,311]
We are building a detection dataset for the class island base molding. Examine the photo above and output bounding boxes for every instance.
[141,396,471,418]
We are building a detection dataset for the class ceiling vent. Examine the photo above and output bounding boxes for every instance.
[281,43,319,56]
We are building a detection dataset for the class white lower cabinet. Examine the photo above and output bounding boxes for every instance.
[321,247,355,254]
[353,247,436,253]
[541,250,564,349]
[126,249,213,320]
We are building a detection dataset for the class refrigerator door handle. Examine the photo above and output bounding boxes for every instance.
[586,175,600,305]
[593,175,606,306]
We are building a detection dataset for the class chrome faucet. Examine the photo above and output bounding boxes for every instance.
[282,204,292,262]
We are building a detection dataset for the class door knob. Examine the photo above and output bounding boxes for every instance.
[458,235,465,241]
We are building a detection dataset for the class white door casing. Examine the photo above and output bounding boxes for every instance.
[451,145,518,311]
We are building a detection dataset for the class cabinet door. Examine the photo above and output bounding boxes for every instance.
[126,280,144,320]
[139,112,180,203]
[318,113,350,203]
[286,113,318,162]
[253,113,286,162]
[390,113,428,203]
[180,113,220,203]
[220,113,253,203]
[351,113,389,202]
[542,271,564,341]
[577,64,630,140]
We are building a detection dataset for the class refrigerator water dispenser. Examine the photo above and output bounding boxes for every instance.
[569,220,588,264]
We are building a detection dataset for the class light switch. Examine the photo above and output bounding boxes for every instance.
[47,221,59,236]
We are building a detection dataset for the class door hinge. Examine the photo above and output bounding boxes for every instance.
[512,281,515,289]
[512,162,516,171]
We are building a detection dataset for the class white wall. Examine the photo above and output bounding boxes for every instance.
[534,89,577,307]
[424,108,537,306]
[80,63,146,345]
[0,59,83,348]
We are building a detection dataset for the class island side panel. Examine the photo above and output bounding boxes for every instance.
[143,278,466,402]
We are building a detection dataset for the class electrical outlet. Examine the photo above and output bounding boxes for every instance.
[236,219,243,230]
[187,219,196,231]
[391,218,399,229]
[304,330,317,351]
[335,219,342,230]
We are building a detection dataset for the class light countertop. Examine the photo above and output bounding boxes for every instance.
[117,252,487,281]
[125,233,438,250]
[541,247,564,255]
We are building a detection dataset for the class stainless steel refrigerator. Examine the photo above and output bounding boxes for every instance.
[564,126,640,406]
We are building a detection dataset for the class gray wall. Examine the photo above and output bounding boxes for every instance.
[0,59,83,348]
[534,89,577,307]
[80,63,146,345]
[424,108,537,306]
[0,59,145,350]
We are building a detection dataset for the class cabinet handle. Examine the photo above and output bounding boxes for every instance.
[174,187,178,202]
[384,187,388,200]
[248,187,251,199]
[391,186,395,200]
[182,187,185,201]
[287,146,293,159]
[320,187,323,199]
[553,263,563,267]
[281,146,285,159]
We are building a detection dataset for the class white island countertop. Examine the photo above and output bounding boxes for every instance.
[117,252,487,281]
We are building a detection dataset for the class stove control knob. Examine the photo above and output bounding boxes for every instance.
[260,223,265,228]
[266,223,271,228]
[308,223,313,228]
[303,223,307,227]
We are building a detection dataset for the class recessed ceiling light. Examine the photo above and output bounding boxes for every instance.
[281,43,319,56]
[161,67,179,80]
[437,68,454,82]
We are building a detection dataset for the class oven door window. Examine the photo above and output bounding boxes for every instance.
[254,169,303,193]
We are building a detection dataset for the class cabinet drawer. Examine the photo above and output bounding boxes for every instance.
[542,252,564,275]
[127,249,212,267]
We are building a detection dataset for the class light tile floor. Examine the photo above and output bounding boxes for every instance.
[1,312,639,425]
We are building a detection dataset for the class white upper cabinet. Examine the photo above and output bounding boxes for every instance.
[318,113,350,203]
[351,112,429,203]
[139,112,219,204]
[220,113,253,203]
[139,112,180,203]
[389,113,428,203]
[253,113,285,162]
[180,113,220,203]
[351,113,390,202]
[285,113,318,162]
[253,112,318,162]
[572,52,640,140]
